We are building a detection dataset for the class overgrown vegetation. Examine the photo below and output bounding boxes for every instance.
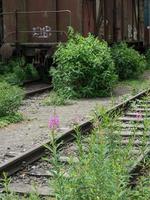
[119,77,150,96]
[0,57,39,85]
[50,29,117,99]
[0,81,24,117]
[49,111,149,200]
[0,81,24,127]
[0,173,40,200]
[145,48,150,69]
[0,113,23,128]
[0,108,149,199]
[111,42,146,80]
[42,91,71,106]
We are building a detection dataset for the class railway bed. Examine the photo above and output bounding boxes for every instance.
[0,89,150,197]
[24,81,52,97]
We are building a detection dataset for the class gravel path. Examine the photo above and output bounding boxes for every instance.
[0,77,147,164]
[0,94,112,163]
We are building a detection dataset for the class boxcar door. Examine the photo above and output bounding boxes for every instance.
[82,0,96,36]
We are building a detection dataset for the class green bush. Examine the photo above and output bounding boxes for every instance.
[0,81,24,117]
[0,113,23,128]
[145,48,150,69]
[2,66,26,85]
[111,42,146,80]
[0,58,39,85]
[50,29,117,98]
[0,61,11,74]
[24,63,39,80]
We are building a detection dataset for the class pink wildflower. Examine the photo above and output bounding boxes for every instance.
[136,112,142,121]
[48,115,60,130]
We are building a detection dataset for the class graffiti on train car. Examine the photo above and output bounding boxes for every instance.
[32,26,52,39]
[128,25,138,41]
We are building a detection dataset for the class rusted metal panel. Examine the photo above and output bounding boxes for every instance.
[2,0,58,44]
[56,0,82,41]
[1,0,146,47]
[82,0,95,36]
[2,0,17,43]
[96,0,144,44]
[106,0,114,41]
[144,0,150,46]
[20,0,57,43]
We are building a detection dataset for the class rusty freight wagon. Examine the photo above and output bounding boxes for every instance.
[0,0,149,60]
[0,0,95,50]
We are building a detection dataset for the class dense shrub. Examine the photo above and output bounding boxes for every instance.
[0,61,11,74]
[0,81,24,117]
[145,48,150,69]
[2,66,26,85]
[111,42,146,80]
[0,58,39,85]
[50,30,117,98]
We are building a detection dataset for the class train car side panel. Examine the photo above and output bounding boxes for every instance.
[56,0,82,42]
[96,0,144,44]
[25,0,57,43]
[2,0,17,43]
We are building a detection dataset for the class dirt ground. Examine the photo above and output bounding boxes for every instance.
[0,71,149,164]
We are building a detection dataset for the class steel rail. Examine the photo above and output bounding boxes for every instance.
[24,85,53,97]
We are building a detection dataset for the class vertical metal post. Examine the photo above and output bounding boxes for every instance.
[132,0,134,40]
[56,0,59,42]
[113,0,117,42]
[103,0,107,40]
[0,0,3,44]
[121,0,124,40]
[15,9,18,45]
[82,0,84,35]
[93,0,97,35]
[137,0,140,44]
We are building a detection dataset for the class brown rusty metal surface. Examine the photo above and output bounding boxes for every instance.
[82,0,95,36]
[0,0,148,46]
[56,0,82,41]
[1,0,71,44]
[96,0,144,44]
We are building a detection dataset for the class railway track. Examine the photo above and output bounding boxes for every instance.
[23,80,52,97]
[0,89,150,197]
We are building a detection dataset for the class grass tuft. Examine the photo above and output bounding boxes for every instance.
[0,113,23,128]
[42,92,72,106]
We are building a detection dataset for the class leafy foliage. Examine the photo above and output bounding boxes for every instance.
[0,58,39,85]
[0,81,24,117]
[0,113,23,128]
[145,48,150,69]
[128,173,150,200]
[50,29,117,98]
[111,42,146,80]
[42,92,70,106]
[49,108,149,200]
[0,108,149,199]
